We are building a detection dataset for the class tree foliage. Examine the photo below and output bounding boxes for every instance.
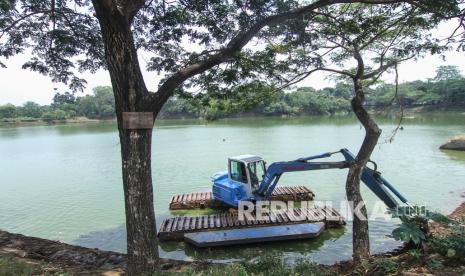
[0,0,330,93]
[435,65,462,81]
[76,86,115,118]
[250,3,460,89]
[20,101,42,118]
[53,92,76,105]
[1,1,462,94]
[0,103,16,118]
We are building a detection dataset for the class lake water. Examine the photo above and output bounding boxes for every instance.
[0,114,464,264]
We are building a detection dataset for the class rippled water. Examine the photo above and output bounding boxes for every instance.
[0,114,464,264]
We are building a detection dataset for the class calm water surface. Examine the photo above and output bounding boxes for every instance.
[1,114,464,264]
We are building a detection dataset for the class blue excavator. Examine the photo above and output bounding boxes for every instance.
[159,148,410,247]
[212,148,408,209]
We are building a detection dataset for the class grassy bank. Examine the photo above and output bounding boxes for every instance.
[1,244,464,276]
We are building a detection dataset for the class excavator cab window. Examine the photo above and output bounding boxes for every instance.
[248,160,266,191]
[230,160,248,184]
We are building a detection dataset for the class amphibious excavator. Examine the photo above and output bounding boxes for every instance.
[158,148,409,247]
[212,148,408,209]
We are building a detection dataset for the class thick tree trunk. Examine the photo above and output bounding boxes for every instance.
[347,77,382,264]
[120,128,159,274]
[92,2,159,274]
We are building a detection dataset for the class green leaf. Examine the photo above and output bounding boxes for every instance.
[392,221,426,245]
[447,248,456,257]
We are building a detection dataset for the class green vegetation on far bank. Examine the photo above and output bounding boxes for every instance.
[0,86,115,125]
[170,65,465,120]
[1,66,464,125]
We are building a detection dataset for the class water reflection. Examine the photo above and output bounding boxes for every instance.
[441,149,465,163]
[72,224,126,252]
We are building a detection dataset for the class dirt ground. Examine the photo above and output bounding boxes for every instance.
[449,202,465,219]
[0,229,125,275]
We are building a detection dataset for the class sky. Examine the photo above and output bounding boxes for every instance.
[1,20,464,106]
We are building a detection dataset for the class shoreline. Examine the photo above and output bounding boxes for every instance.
[0,117,116,128]
[1,201,464,275]
[1,107,464,128]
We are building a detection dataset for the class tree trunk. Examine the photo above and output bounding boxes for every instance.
[91,2,159,274]
[347,77,382,264]
[120,128,159,274]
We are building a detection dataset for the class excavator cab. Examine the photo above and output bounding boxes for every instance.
[212,154,267,206]
[228,155,266,194]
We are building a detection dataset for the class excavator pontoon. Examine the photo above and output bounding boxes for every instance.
[158,148,408,247]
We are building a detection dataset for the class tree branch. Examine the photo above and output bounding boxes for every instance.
[359,7,415,50]
[114,0,146,19]
[320,67,356,77]
[408,1,465,20]
[362,54,414,81]
[278,69,320,90]
[353,47,365,80]
[0,10,51,39]
[151,0,414,112]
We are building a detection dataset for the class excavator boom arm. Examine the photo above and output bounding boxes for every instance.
[254,148,408,209]
[256,161,348,199]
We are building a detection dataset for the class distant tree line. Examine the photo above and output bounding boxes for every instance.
[365,65,465,107]
[1,66,464,122]
[161,81,352,120]
[0,86,115,122]
[161,65,465,119]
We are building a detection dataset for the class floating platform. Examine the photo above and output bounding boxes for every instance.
[158,206,345,241]
[169,186,315,210]
[184,222,325,247]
